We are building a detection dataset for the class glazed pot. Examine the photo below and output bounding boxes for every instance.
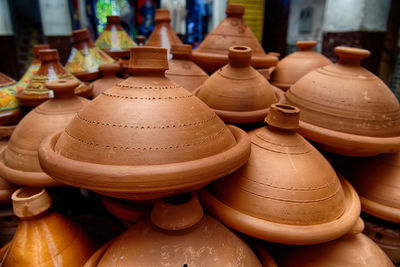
[165,44,209,93]
[66,29,115,81]
[195,46,279,124]
[1,187,95,266]
[285,46,400,156]
[271,40,332,91]
[0,73,22,127]
[92,63,124,98]
[0,79,89,187]
[192,4,278,74]
[38,47,250,200]
[16,49,93,107]
[199,103,361,245]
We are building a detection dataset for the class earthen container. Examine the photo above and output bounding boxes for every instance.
[0,73,21,127]
[92,63,124,98]
[135,35,146,46]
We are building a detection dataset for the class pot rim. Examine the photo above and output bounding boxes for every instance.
[360,196,400,224]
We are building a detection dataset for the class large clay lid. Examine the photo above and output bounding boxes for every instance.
[199,104,361,245]
[165,44,209,93]
[95,16,136,59]
[92,63,124,98]
[0,79,89,187]
[285,46,400,156]
[66,29,115,81]
[16,49,93,107]
[195,46,280,124]
[271,41,332,91]
[192,4,278,74]
[38,47,250,200]
[84,193,266,266]
[0,73,22,126]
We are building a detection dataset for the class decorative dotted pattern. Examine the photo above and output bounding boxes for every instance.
[116,84,180,90]
[102,92,193,100]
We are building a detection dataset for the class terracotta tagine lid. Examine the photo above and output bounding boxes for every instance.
[271,41,332,91]
[285,46,400,156]
[38,47,250,200]
[16,49,93,107]
[165,44,209,93]
[135,35,146,46]
[1,187,95,266]
[0,73,22,127]
[84,193,267,267]
[199,103,361,245]
[95,16,136,59]
[0,79,89,187]
[66,29,115,81]
[92,63,124,98]
[195,46,280,124]
[145,9,183,58]
[192,5,278,74]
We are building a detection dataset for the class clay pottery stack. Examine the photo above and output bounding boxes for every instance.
[199,104,360,245]
[195,46,280,124]
[16,49,93,107]
[285,46,400,156]
[135,35,146,46]
[271,41,332,91]
[1,187,95,266]
[84,193,271,266]
[0,73,22,128]
[38,47,250,200]
[0,79,89,187]
[145,9,183,58]
[192,4,278,74]
[92,63,124,98]
[165,44,209,93]
[66,29,115,82]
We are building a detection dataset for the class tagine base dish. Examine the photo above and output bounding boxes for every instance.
[360,196,400,223]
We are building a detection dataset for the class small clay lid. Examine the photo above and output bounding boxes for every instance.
[128,46,169,72]
[285,46,400,156]
[155,9,171,22]
[107,15,120,24]
[34,44,50,58]
[199,104,361,245]
[135,35,146,46]
[12,188,52,219]
[73,28,91,43]
[296,40,317,50]
[170,44,192,59]
[225,4,245,17]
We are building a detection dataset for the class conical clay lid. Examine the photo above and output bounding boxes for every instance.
[0,79,89,187]
[16,49,93,107]
[0,73,22,126]
[192,5,278,74]
[199,104,361,245]
[39,47,250,200]
[92,63,124,98]
[285,46,400,156]
[66,29,115,81]
[271,41,332,91]
[165,44,209,93]
[195,46,279,124]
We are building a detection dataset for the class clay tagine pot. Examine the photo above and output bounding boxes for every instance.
[66,29,115,81]
[92,63,124,98]
[145,9,183,58]
[192,4,278,74]
[0,73,22,127]
[84,193,269,266]
[195,46,280,124]
[38,47,250,200]
[285,46,400,156]
[0,79,89,187]
[16,49,93,107]
[135,35,146,46]
[199,103,361,245]
[165,44,209,93]
[1,187,95,266]
[95,16,136,60]
[271,40,332,91]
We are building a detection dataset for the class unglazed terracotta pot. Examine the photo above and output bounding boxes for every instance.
[0,73,22,127]
[38,47,250,200]
[165,44,209,93]
[95,16,136,59]
[66,29,115,81]
[135,35,146,46]
[92,63,124,98]
[285,46,400,156]
[192,5,278,74]
[16,49,93,107]
[271,41,332,91]
[1,188,95,266]
[195,46,279,124]
[145,9,183,58]
[0,79,89,187]
[198,103,361,245]
[84,193,268,267]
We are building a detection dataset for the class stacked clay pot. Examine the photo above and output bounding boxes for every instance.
[92,63,124,98]
[271,40,332,91]
[195,46,280,124]
[165,44,209,93]
[285,46,400,156]
[0,79,89,187]
[192,4,278,74]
